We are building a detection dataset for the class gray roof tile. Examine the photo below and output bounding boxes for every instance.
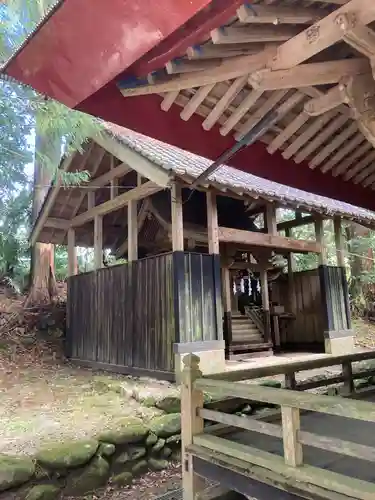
[105,123,375,226]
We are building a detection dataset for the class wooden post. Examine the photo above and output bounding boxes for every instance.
[315,217,327,265]
[265,203,277,235]
[128,200,138,262]
[334,217,345,267]
[281,406,303,467]
[171,182,184,251]
[181,354,205,500]
[110,156,118,199]
[285,372,297,390]
[94,214,103,269]
[206,192,219,254]
[67,228,77,277]
[342,361,354,395]
[260,268,271,344]
[285,228,297,314]
[222,254,233,351]
[87,191,95,210]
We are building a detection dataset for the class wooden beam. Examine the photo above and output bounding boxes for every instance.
[250,59,370,91]
[206,192,219,254]
[44,218,70,230]
[277,215,317,231]
[87,161,131,190]
[128,200,138,262]
[30,155,74,245]
[315,217,327,265]
[119,46,277,96]
[294,114,348,164]
[282,111,335,160]
[321,134,365,174]
[94,215,103,269]
[166,58,219,74]
[202,76,247,131]
[181,84,216,121]
[94,133,171,187]
[67,228,77,277]
[171,182,184,251]
[270,0,375,71]
[220,88,263,136]
[218,226,321,253]
[70,181,162,228]
[87,192,95,210]
[161,91,179,111]
[309,121,358,169]
[334,217,346,267]
[304,85,347,116]
[267,111,309,154]
[332,141,372,177]
[341,21,375,58]
[235,90,304,141]
[186,43,265,60]
[211,25,299,45]
[237,4,324,25]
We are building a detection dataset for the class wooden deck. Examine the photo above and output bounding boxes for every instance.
[181,350,375,500]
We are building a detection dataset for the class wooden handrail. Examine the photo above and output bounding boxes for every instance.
[195,378,375,422]
[204,349,375,382]
[181,354,375,500]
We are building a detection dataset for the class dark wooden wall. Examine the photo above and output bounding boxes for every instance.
[319,265,351,332]
[67,252,222,379]
[272,269,324,346]
[67,253,176,378]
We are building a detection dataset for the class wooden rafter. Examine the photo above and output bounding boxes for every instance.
[220,88,263,136]
[237,4,325,25]
[211,25,299,45]
[161,91,179,111]
[304,85,347,116]
[344,149,375,180]
[321,134,365,173]
[181,84,216,121]
[353,161,375,184]
[267,111,309,154]
[332,141,372,176]
[249,59,370,91]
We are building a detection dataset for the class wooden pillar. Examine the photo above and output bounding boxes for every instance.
[181,354,205,500]
[94,215,103,269]
[265,203,277,235]
[260,268,271,344]
[285,228,297,314]
[281,406,303,467]
[128,200,138,262]
[315,217,327,265]
[171,182,184,251]
[110,156,118,200]
[87,191,95,210]
[206,192,223,342]
[334,217,345,267]
[67,228,77,277]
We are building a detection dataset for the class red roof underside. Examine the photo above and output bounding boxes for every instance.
[5,0,375,213]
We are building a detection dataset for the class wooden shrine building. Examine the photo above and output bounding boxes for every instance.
[32,124,375,379]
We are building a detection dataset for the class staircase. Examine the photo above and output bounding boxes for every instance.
[229,312,273,357]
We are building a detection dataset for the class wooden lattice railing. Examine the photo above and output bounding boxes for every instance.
[244,305,265,335]
[180,352,375,500]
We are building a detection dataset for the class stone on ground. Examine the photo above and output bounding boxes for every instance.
[25,485,60,500]
[151,438,165,453]
[145,433,158,447]
[111,471,133,486]
[155,396,181,413]
[97,442,116,457]
[98,418,148,445]
[65,456,109,495]
[148,458,169,471]
[36,440,98,469]
[0,455,35,492]
[127,446,146,461]
[131,460,148,475]
[149,414,181,438]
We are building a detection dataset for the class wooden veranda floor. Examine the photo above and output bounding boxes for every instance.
[194,394,375,499]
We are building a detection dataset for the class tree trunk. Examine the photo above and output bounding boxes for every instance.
[25,115,60,307]
[345,222,371,317]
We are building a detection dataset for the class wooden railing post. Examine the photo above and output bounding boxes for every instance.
[281,406,303,467]
[342,361,354,395]
[181,354,205,500]
[285,372,297,390]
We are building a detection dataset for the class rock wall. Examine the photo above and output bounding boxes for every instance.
[0,414,182,500]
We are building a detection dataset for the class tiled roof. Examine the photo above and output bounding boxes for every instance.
[105,122,375,226]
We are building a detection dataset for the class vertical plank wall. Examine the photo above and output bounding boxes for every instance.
[67,253,175,377]
[272,269,325,347]
[66,252,222,378]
